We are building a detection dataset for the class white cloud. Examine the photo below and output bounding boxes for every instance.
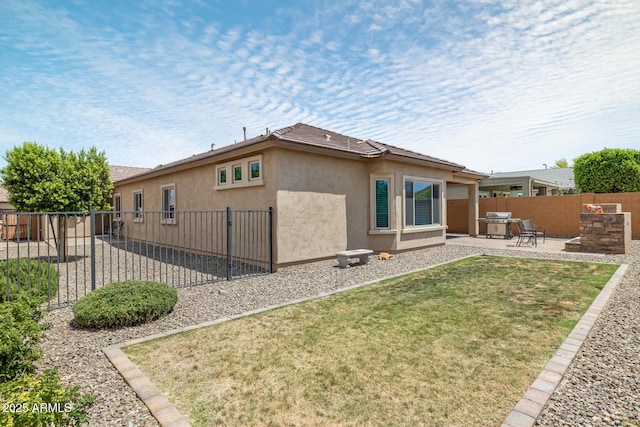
[0,0,639,174]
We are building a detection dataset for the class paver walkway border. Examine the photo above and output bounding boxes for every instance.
[103,256,628,427]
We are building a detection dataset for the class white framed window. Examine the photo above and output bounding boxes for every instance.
[161,184,176,224]
[217,167,228,185]
[249,160,260,181]
[113,193,121,219]
[215,155,264,190]
[232,164,243,183]
[403,177,442,227]
[370,175,393,231]
[133,190,143,222]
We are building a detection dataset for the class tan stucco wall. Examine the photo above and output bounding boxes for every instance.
[274,149,369,264]
[275,153,453,264]
[112,145,464,266]
[112,148,277,254]
[368,159,452,251]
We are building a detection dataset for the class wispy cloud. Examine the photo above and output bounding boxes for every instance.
[0,0,639,173]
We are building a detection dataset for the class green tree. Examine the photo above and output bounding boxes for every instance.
[574,148,640,193]
[552,158,569,168]
[1,142,113,258]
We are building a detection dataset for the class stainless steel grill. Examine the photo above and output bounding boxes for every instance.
[479,212,515,239]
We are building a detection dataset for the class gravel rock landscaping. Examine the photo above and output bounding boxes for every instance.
[36,240,640,426]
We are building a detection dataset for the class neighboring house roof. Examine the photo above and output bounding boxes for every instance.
[109,165,152,182]
[485,168,575,190]
[115,123,486,184]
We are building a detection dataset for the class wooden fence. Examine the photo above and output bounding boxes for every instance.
[447,192,640,238]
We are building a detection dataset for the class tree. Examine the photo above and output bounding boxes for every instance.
[574,148,640,193]
[552,158,569,168]
[1,142,113,259]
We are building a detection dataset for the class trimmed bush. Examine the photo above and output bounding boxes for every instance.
[0,295,46,382]
[0,258,58,303]
[0,369,96,427]
[73,280,178,328]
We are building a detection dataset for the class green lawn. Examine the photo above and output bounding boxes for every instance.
[125,256,618,426]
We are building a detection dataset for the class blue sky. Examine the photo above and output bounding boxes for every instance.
[1,0,639,174]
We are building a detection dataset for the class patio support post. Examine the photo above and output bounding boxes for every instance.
[468,182,480,237]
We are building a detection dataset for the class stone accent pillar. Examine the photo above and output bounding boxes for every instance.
[578,203,631,254]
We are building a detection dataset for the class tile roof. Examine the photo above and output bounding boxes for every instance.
[115,123,474,182]
[273,123,466,169]
[109,165,152,182]
[0,186,9,203]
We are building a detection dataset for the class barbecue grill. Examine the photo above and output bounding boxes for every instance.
[479,212,516,239]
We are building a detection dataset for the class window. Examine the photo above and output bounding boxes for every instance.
[218,167,227,185]
[162,185,176,223]
[375,179,389,228]
[215,155,263,190]
[233,165,243,182]
[113,194,121,219]
[133,191,143,222]
[405,179,441,227]
[250,161,260,180]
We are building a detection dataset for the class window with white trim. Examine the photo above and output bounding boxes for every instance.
[215,155,263,190]
[233,164,243,183]
[133,190,143,222]
[161,184,176,223]
[249,160,260,181]
[404,178,441,227]
[217,167,227,185]
[374,178,390,228]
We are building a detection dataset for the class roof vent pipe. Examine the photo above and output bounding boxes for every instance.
[243,126,247,141]
[266,127,270,135]
[324,134,331,141]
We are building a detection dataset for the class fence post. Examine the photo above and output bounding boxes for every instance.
[226,207,232,281]
[268,207,273,273]
[90,208,97,291]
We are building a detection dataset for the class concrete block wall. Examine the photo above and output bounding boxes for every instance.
[446,192,639,238]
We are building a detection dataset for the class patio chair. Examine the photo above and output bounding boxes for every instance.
[522,219,545,243]
[515,219,537,247]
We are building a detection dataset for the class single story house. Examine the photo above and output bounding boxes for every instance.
[112,123,487,268]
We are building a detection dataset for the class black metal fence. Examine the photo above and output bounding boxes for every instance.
[1,208,273,309]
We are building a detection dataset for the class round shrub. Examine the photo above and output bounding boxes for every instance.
[73,281,177,328]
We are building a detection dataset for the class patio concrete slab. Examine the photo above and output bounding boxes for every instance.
[446,234,602,255]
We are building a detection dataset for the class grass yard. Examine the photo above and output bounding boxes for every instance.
[125,256,618,426]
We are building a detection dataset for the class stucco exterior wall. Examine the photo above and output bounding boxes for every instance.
[112,148,277,254]
[112,145,465,267]
[368,159,452,251]
[274,149,369,264]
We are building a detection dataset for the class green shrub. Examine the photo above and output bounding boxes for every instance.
[0,259,58,303]
[73,280,178,328]
[574,148,640,193]
[0,369,96,427]
[0,295,47,382]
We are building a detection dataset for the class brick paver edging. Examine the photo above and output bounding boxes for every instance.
[501,263,629,427]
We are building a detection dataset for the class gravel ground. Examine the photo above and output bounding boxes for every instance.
[36,240,640,426]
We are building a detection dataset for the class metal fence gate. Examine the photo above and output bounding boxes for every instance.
[1,208,273,309]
